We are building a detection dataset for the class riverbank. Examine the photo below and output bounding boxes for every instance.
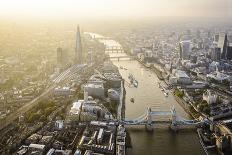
[94,34,205,155]
[117,79,126,120]
[173,94,200,119]
[135,59,164,80]
[120,54,203,121]
[122,79,126,120]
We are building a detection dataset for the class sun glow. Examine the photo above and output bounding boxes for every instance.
[0,0,231,19]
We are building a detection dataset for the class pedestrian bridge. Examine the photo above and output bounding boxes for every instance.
[121,106,207,130]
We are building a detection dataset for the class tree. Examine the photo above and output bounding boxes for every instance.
[222,80,230,87]
[197,100,210,115]
[39,115,47,122]
[45,107,54,116]
[174,89,184,98]
[27,112,40,123]
[203,106,210,115]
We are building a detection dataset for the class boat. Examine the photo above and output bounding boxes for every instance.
[133,80,138,87]
[164,92,168,97]
[130,98,134,103]
[161,88,164,91]
[128,73,138,87]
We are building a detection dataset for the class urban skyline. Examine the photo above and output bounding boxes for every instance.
[1,1,232,155]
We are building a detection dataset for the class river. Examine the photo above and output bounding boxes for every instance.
[88,33,205,155]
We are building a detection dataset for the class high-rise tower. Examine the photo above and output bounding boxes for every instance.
[75,25,82,64]
[179,40,191,60]
[214,33,232,60]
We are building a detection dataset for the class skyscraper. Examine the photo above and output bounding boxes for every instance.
[226,34,232,60]
[210,47,221,61]
[75,25,82,64]
[179,40,191,60]
[218,33,227,59]
[214,33,232,60]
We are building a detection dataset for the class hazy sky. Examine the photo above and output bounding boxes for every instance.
[0,0,231,19]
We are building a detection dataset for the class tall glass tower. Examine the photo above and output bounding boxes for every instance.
[75,25,82,64]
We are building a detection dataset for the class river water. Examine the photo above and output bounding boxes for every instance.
[88,33,205,155]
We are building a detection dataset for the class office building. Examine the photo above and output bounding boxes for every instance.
[179,40,191,60]
[210,47,221,61]
[226,34,232,60]
[214,33,232,60]
[75,25,83,64]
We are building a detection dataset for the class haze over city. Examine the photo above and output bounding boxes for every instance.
[0,0,232,19]
[1,1,232,155]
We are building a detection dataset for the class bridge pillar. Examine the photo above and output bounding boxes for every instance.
[170,107,178,131]
[146,107,153,131]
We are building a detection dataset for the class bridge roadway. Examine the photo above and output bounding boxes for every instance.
[120,106,207,129]
[0,64,87,130]
[109,55,135,60]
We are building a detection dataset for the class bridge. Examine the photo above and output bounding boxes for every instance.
[109,55,134,61]
[105,46,124,53]
[121,106,207,131]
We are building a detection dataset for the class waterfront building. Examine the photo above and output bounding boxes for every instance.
[169,76,178,85]
[116,125,126,155]
[171,70,192,85]
[78,121,116,154]
[130,47,141,55]
[137,53,145,62]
